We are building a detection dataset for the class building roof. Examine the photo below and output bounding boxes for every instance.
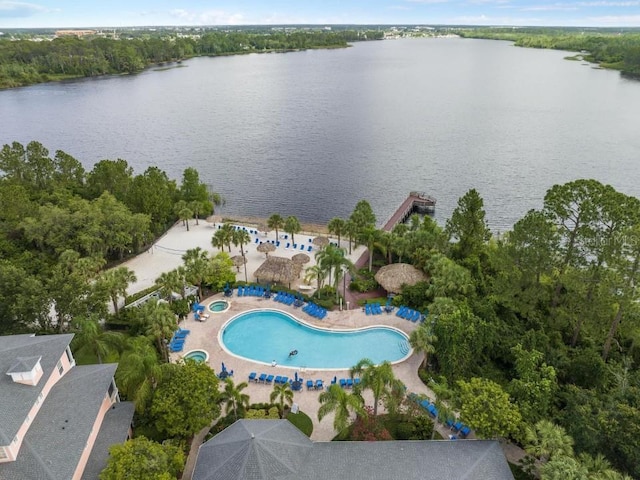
[0,363,118,480]
[81,401,135,480]
[0,333,74,445]
[193,420,514,480]
[6,355,42,374]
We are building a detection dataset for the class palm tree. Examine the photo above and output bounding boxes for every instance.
[524,420,574,463]
[221,378,250,421]
[232,228,251,283]
[318,384,366,434]
[70,316,124,364]
[268,213,285,240]
[345,219,358,254]
[220,223,236,252]
[358,226,380,272]
[315,244,353,303]
[327,217,347,246]
[98,266,137,314]
[409,324,437,370]
[350,358,402,416]
[116,337,165,413]
[182,247,210,299]
[138,299,178,362]
[578,453,617,479]
[270,382,294,418]
[304,264,325,291]
[155,268,186,303]
[211,228,229,252]
[284,216,301,245]
[189,200,204,225]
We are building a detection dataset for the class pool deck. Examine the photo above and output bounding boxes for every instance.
[171,292,430,442]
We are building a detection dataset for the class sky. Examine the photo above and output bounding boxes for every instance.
[1,0,639,29]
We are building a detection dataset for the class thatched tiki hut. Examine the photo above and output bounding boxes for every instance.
[254,256,302,288]
[374,263,428,294]
[257,242,276,258]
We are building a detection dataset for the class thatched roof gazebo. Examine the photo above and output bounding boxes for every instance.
[257,242,276,257]
[374,263,428,294]
[231,255,247,272]
[291,253,310,278]
[254,256,301,287]
[312,236,330,247]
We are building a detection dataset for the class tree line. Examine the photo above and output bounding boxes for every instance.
[455,27,640,77]
[0,29,384,89]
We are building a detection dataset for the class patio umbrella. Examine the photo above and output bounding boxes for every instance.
[291,253,310,265]
[294,371,298,382]
[374,263,428,294]
[256,222,269,235]
[257,242,276,257]
[221,362,226,372]
[231,255,247,272]
[312,236,330,247]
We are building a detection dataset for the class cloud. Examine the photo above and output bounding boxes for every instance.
[406,0,450,4]
[521,4,579,11]
[583,13,640,24]
[0,1,52,18]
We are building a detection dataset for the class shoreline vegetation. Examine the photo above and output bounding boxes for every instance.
[453,27,640,78]
[1,26,640,90]
[0,28,382,90]
[2,140,640,478]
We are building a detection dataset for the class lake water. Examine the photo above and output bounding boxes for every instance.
[1,38,639,232]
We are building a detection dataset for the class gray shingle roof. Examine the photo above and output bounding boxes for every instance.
[6,355,42,374]
[81,401,135,480]
[193,420,313,480]
[0,333,74,445]
[0,363,118,480]
[193,420,514,480]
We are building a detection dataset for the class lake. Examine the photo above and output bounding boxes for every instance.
[1,38,639,232]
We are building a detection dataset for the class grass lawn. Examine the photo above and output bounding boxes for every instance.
[287,411,313,437]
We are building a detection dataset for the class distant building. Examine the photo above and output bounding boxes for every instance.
[193,419,515,480]
[55,30,97,38]
[0,334,134,480]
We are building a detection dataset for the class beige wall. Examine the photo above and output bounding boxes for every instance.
[71,392,116,480]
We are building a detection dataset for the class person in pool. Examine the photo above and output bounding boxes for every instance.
[289,350,298,357]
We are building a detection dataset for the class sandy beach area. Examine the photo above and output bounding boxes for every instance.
[120,219,366,297]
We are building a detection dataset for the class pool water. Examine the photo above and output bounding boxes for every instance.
[209,300,229,313]
[183,350,209,362]
[220,309,411,370]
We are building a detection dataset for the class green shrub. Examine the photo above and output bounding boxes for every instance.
[349,269,379,292]
[287,411,313,437]
[394,422,415,440]
[124,285,159,305]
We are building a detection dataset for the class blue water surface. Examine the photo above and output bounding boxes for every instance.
[220,309,411,370]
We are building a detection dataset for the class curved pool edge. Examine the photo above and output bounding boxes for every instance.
[217,308,413,371]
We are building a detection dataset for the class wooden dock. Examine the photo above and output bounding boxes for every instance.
[381,191,436,232]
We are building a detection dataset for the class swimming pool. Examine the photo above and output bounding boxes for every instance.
[209,300,230,313]
[183,349,209,363]
[219,309,411,370]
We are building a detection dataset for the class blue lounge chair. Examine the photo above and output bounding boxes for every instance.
[315,379,324,390]
[265,374,274,384]
[258,373,267,383]
[307,379,314,390]
[339,378,347,388]
[248,372,257,382]
[274,375,282,384]
[346,378,353,388]
[353,378,361,387]
[420,399,430,411]
[460,426,471,438]
[300,244,305,250]
[281,376,289,384]
[255,238,259,243]
[307,245,312,252]
[452,421,462,432]
[285,243,290,249]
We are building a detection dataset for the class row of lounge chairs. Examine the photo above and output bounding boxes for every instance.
[168,328,190,352]
[396,306,423,323]
[248,372,362,392]
[274,291,299,306]
[302,302,326,319]
[408,393,472,438]
[238,285,268,298]
[364,302,383,315]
